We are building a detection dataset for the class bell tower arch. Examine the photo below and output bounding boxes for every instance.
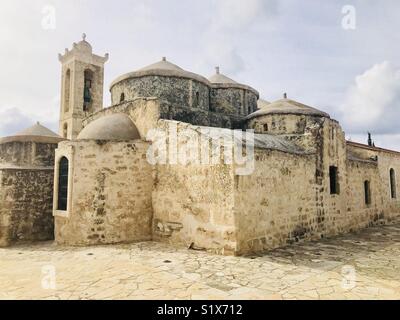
[58,34,108,139]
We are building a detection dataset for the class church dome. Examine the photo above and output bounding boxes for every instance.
[110,57,210,89]
[247,97,330,120]
[77,114,140,141]
[15,122,61,138]
[208,67,259,97]
[0,122,63,144]
[209,67,238,85]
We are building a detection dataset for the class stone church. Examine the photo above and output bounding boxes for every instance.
[1,35,399,255]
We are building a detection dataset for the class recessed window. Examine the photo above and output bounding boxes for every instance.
[364,180,371,205]
[390,168,397,199]
[263,124,269,132]
[64,69,71,113]
[194,91,200,107]
[329,166,340,195]
[83,69,93,111]
[120,93,125,103]
[57,157,69,211]
[63,123,68,139]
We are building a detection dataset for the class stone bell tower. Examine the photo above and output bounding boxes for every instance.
[58,34,109,139]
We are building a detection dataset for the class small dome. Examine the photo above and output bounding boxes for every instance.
[247,98,330,120]
[208,67,259,97]
[209,67,238,85]
[110,57,209,89]
[0,122,63,144]
[15,122,60,138]
[77,114,140,141]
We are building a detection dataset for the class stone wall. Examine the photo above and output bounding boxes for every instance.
[54,140,153,245]
[108,78,254,130]
[0,139,58,247]
[59,106,400,255]
[0,140,56,167]
[210,87,258,116]
[152,163,237,255]
[346,143,400,224]
[233,115,400,255]
[0,168,54,246]
[234,149,318,254]
[111,76,210,111]
[149,120,237,254]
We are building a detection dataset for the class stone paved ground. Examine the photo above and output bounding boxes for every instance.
[1,223,400,300]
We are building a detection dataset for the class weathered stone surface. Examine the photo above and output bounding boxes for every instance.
[54,140,153,245]
[0,139,58,247]
[0,169,54,246]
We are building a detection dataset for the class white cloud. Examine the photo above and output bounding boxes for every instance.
[213,0,278,30]
[200,39,245,76]
[0,107,34,136]
[196,0,278,77]
[0,105,59,137]
[340,61,400,134]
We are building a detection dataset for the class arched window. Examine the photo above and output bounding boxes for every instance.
[390,168,397,199]
[120,93,125,103]
[364,180,371,205]
[263,124,269,132]
[63,123,68,139]
[64,69,71,113]
[83,69,94,111]
[195,91,200,107]
[57,157,69,211]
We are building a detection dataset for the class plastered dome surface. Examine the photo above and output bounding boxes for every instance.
[110,57,210,89]
[77,114,140,140]
[247,98,330,120]
[0,122,63,144]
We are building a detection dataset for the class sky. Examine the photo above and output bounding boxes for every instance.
[0,0,399,149]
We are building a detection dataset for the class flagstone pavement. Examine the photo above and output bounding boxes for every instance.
[1,223,400,300]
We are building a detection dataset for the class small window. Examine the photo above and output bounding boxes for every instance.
[329,166,339,195]
[120,93,125,103]
[263,124,269,132]
[195,91,200,106]
[57,157,69,211]
[364,180,371,205]
[63,123,68,139]
[390,168,396,199]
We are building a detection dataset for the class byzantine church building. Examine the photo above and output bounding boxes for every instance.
[1,35,399,255]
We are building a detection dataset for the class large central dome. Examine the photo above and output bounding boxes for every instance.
[110,57,209,89]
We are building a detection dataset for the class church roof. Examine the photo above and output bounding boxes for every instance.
[15,122,60,137]
[138,58,184,73]
[0,122,63,144]
[247,97,330,120]
[208,67,259,97]
[194,125,308,155]
[110,57,210,89]
[208,67,238,85]
[78,114,141,141]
